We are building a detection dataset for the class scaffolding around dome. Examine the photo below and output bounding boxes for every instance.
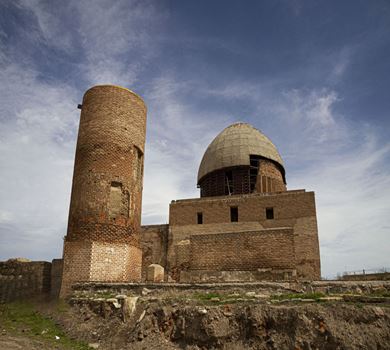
[198,123,286,197]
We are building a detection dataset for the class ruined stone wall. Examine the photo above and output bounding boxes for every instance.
[255,159,286,193]
[0,260,51,302]
[341,272,390,281]
[168,190,320,280]
[189,229,295,271]
[140,225,169,280]
[61,85,146,297]
[50,259,63,299]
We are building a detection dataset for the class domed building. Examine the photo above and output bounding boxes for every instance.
[141,122,321,282]
[197,123,286,197]
[59,87,321,298]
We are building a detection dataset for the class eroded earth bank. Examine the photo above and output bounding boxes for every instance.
[57,281,390,349]
[1,281,390,350]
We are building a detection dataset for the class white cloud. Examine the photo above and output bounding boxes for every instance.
[15,0,166,85]
[284,99,390,278]
[328,47,353,83]
[0,1,388,279]
[16,0,75,53]
[74,0,165,86]
[142,75,232,224]
[198,79,390,277]
[0,60,79,260]
[0,0,167,260]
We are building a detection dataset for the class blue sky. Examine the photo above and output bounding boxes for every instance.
[0,0,389,278]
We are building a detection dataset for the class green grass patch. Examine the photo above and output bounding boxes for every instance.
[271,292,325,301]
[0,302,89,349]
[56,299,70,313]
[94,291,117,299]
[192,292,257,305]
[193,292,223,301]
[369,290,390,298]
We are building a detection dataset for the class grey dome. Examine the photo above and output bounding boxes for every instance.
[197,123,284,182]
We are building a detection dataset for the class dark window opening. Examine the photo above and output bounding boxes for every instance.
[249,155,261,192]
[134,146,144,181]
[225,170,233,195]
[111,181,122,188]
[197,212,203,224]
[266,207,274,220]
[230,206,238,222]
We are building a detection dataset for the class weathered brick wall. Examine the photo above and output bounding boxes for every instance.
[50,259,63,299]
[89,242,142,281]
[61,240,93,295]
[140,225,168,280]
[61,85,147,297]
[292,216,321,280]
[170,190,308,226]
[190,229,295,271]
[66,85,146,244]
[198,166,253,197]
[0,260,51,302]
[255,159,286,193]
[198,161,286,197]
[168,190,320,280]
[180,269,296,282]
[341,272,390,281]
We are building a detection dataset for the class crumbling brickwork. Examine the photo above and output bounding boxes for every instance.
[255,159,286,193]
[50,259,63,299]
[140,225,169,280]
[0,260,51,302]
[61,85,146,297]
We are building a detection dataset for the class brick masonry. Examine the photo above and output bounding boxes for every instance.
[56,88,320,292]
[198,159,286,197]
[190,228,295,271]
[50,259,63,299]
[255,159,286,193]
[140,225,169,280]
[0,260,51,302]
[60,85,146,297]
[164,190,320,281]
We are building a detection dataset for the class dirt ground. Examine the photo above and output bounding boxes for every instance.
[53,297,390,349]
[1,292,390,350]
[0,334,57,350]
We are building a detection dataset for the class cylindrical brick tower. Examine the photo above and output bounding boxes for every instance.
[60,85,146,297]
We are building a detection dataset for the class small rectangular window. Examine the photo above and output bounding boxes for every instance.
[230,206,238,222]
[133,146,144,181]
[266,207,274,220]
[197,212,203,224]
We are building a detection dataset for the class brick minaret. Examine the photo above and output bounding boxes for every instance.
[60,85,146,297]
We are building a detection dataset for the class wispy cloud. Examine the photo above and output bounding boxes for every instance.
[142,75,232,224]
[75,0,164,85]
[0,60,78,260]
[0,1,388,278]
[193,78,390,277]
[16,0,75,53]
